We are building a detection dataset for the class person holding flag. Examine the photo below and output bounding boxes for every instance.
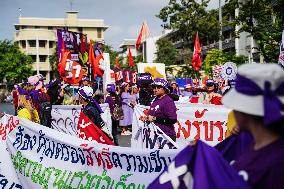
[223,63,284,188]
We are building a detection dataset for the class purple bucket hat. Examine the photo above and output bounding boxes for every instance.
[106,84,116,93]
[153,78,168,88]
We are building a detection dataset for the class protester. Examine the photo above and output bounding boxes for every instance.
[142,78,178,142]
[17,84,40,123]
[182,84,193,97]
[223,63,284,189]
[94,41,104,57]
[119,82,133,135]
[47,78,64,105]
[170,82,181,96]
[105,84,122,145]
[200,79,222,105]
[78,86,105,128]
[79,76,90,87]
[137,73,154,106]
[11,86,19,115]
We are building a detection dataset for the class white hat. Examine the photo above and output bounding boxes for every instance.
[78,86,94,99]
[222,63,284,125]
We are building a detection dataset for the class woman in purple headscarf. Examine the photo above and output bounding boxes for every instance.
[223,63,284,189]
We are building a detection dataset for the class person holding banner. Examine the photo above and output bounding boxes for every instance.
[223,63,284,189]
[142,78,178,142]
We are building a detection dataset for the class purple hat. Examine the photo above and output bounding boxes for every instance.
[138,73,152,81]
[82,76,90,81]
[106,84,116,93]
[153,78,168,88]
[206,79,215,86]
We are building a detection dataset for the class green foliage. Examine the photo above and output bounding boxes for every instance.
[228,0,284,62]
[157,0,220,48]
[49,43,58,78]
[0,40,33,83]
[203,49,247,76]
[155,38,178,65]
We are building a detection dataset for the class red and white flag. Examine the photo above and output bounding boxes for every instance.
[136,22,150,52]
[78,112,115,145]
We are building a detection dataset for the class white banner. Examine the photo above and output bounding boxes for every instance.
[6,116,179,188]
[132,103,230,148]
[51,104,112,137]
[0,115,23,188]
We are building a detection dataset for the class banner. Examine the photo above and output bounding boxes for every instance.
[132,103,230,148]
[0,115,23,188]
[57,29,88,64]
[137,63,166,79]
[51,104,112,138]
[6,117,179,188]
[114,69,137,84]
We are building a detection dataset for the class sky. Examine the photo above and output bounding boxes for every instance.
[0,0,219,51]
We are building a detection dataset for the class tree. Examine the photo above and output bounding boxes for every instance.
[155,37,179,65]
[203,49,247,76]
[157,0,220,48]
[227,0,284,62]
[0,40,33,83]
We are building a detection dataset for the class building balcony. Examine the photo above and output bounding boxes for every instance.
[14,29,57,41]
[32,62,51,71]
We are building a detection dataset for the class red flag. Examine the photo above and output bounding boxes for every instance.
[128,47,134,68]
[192,32,202,71]
[89,40,104,78]
[78,112,115,145]
[136,22,150,51]
[115,56,119,68]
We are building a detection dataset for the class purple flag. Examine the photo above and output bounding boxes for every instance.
[148,140,251,189]
[215,132,253,163]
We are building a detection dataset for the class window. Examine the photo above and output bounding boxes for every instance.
[30,55,36,62]
[48,26,53,30]
[35,26,40,29]
[49,41,53,48]
[97,28,102,38]
[21,26,27,30]
[21,41,26,48]
[39,55,47,62]
[78,27,83,33]
[39,40,46,48]
[29,40,36,47]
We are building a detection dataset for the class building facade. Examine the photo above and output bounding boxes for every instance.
[119,39,140,64]
[14,11,108,81]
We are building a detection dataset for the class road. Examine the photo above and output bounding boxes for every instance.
[0,102,131,147]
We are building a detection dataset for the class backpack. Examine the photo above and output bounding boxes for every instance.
[113,105,124,120]
[39,92,52,127]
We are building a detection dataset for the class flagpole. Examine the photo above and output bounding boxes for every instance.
[219,0,223,50]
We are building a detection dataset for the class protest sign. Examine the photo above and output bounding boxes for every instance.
[51,104,112,138]
[6,117,179,188]
[132,103,230,149]
[0,115,23,188]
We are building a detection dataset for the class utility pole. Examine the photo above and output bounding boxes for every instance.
[219,0,223,50]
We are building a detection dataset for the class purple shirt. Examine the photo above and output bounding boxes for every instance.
[149,95,177,137]
[233,138,284,189]
[105,95,115,114]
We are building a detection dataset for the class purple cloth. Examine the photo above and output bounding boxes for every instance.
[119,92,135,126]
[215,132,253,163]
[233,138,284,189]
[105,95,115,114]
[149,95,177,137]
[235,74,284,125]
[148,140,251,189]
